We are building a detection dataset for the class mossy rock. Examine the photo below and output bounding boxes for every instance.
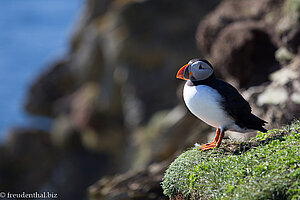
[285,0,300,22]
[162,120,300,200]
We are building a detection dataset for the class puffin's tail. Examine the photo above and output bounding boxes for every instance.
[248,114,267,132]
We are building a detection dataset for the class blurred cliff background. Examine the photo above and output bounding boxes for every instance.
[0,0,299,199]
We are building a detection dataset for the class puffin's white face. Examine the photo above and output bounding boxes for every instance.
[176,59,214,81]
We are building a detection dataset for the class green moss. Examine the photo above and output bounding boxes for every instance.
[162,120,300,200]
[285,0,300,22]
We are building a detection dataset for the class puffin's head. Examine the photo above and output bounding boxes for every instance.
[176,59,214,81]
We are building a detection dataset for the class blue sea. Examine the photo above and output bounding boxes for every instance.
[0,0,83,139]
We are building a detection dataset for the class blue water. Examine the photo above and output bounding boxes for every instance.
[0,0,83,139]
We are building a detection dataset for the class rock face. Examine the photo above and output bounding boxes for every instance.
[0,128,115,200]
[250,56,300,124]
[89,162,169,200]
[210,22,278,88]
[2,0,300,199]
[196,0,282,88]
[0,129,56,192]
[25,59,77,117]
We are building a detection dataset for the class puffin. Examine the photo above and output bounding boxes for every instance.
[176,59,267,150]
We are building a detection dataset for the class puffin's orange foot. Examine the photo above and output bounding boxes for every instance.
[200,142,216,151]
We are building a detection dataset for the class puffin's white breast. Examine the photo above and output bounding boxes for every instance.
[183,82,234,129]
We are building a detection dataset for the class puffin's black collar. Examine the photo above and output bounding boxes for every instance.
[191,73,216,86]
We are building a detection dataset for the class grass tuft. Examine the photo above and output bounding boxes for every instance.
[162,120,300,200]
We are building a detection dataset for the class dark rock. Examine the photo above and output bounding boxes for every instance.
[25,59,76,117]
[0,128,117,200]
[51,82,126,155]
[283,25,300,53]
[0,129,56,192]
[196,0,278,55]
[47,146,114,200]
[210,21,279,88]
[89,161,169,200]
[196,0,284,88]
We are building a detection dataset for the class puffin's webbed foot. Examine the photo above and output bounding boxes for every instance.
[200,128,224,151]
[200,141,216,151]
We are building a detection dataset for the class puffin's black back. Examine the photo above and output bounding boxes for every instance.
[192,78,267,132]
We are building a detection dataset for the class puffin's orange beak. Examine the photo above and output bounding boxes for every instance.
[176,64,190,80]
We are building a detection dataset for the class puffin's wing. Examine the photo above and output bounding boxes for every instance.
[210,79,267,131]
[210,79,251,116]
